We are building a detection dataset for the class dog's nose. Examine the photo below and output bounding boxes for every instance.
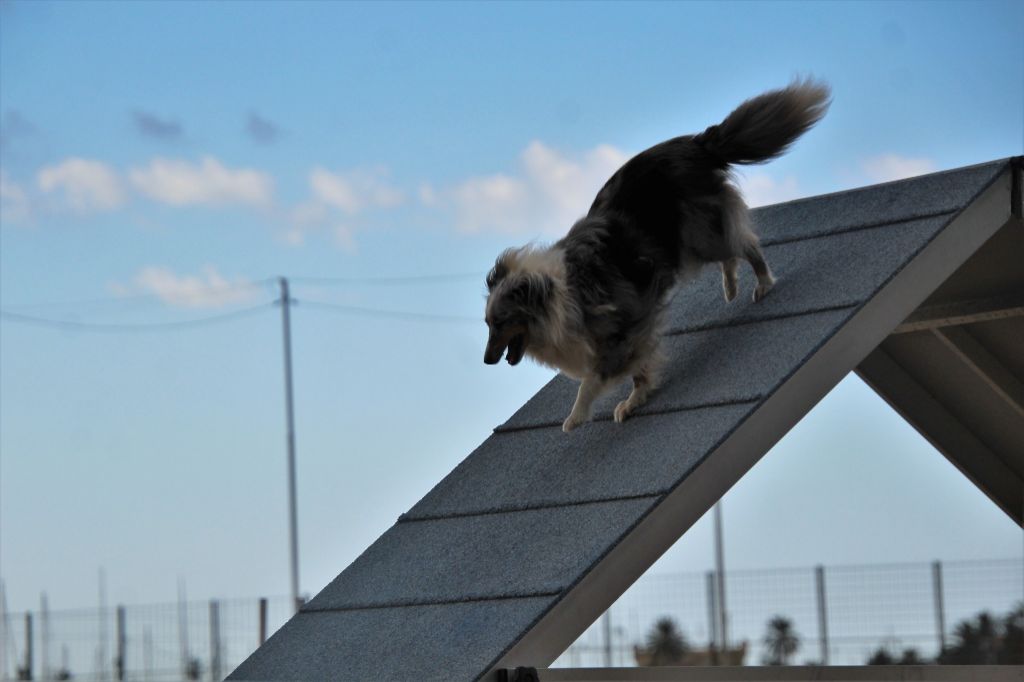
[483,349,501,365]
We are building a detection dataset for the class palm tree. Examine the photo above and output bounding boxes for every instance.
[644,617,688,665]
[867,647,926,665]
[1000,604,1023,664]
[762,615,799,665]
[939,604,1024,664]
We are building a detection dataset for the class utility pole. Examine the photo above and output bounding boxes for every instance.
[279,277,301,614]
[713,501,728,652]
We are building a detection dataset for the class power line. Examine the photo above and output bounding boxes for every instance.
[288,272,483,286]
[1,279,276,311]
[294,299,479,324]
[0,303,275,333]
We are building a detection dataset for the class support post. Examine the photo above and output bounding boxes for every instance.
[602,610,612,667]
[144,627,154,682]
[24,613,32,681]
[279,277,301,614]
[713,502,728,650]
[705,571,718,665]
[98,568,108,681]
[210,600,222,682]
[258,598,268,646]
[0,581,7,680]
[116,605,126,681]
[40,594,50,682]
[932,560,947,654]
[178,579,190,681]
[815,565,829,665]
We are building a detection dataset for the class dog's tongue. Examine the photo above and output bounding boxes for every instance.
[506,334,526,365]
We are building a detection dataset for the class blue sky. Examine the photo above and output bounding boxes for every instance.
[1,1,1021,614]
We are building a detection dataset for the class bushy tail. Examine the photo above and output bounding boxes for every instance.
[695,78,831,166]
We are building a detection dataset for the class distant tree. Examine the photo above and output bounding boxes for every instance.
[644,617,688,665]
[867,647,927,665]
[999,604,1023,665]
[762,615,799,665]
[898,648,926,664]
[938,603,1023,664]
[185,657,202,680]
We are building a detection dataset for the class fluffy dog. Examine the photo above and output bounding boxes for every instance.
[483,79,830,432]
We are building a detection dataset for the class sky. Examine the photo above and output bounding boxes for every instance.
[1,1,1022,616]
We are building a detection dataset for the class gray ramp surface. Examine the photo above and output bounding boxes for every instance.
[229,158,1015,681]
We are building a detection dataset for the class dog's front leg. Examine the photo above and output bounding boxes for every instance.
[563,376,606,432]
[614,372,653,423]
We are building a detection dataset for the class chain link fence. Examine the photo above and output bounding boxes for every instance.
[2,558,1020,680]
[554,557,1022,668]
[1,597,293,681]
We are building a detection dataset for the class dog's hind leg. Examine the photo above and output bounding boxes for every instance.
[743,242,775,302]
[563,376,607,432]
[614,355,663,423]
[721,258,739,302]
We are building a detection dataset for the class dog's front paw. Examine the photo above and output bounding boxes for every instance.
[562,414,586,432]
[753,277,775,302]
[723,281,738,303]
[614,400,633,423]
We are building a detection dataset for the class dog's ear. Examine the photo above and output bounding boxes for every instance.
[508,273,552,311]
[486,254,511,292]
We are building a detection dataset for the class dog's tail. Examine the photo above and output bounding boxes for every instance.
[694,78,831,166]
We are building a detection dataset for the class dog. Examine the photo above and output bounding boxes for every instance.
[483,79,830,432]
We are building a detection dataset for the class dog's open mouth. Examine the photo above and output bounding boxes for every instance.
[506,333,526,366]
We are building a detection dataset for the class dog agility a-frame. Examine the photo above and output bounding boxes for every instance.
[230,157,1022,682]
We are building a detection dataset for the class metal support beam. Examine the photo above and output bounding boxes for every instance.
[892,292,1024,334]
[857,345,1023,525]
[932,325,1024,418]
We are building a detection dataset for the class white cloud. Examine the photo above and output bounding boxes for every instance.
[284,166,404,247]
[116,266,260,309]
[444,141,630,236]
[862,154,936,183]
[129,156,273,207]
[37,158,125,213]
[333,224,358,253]
[736,172,803,207]
[309,166,403,215]
[1,171,31,222]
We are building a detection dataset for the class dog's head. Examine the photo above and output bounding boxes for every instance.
[483,249,553,366]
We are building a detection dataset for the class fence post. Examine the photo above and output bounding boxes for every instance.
[24,612,32,681]
[932,560,946,654]
[144,627,154,682]
[116,605,126,681]
[210,600,222,682]
[602,610,612,667]
[815,565,830,664]
[40,594,50,682]
[178,581,190,681]
[258,598,268,646]
[705,571,718,664]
